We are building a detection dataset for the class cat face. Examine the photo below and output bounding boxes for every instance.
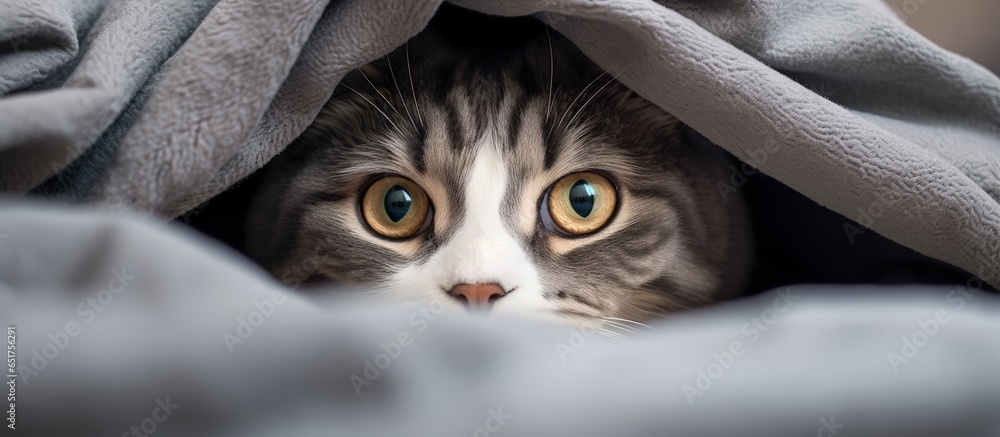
[245,27,750,325]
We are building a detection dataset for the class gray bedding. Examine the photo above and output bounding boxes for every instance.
[2,0,1000,434]
[2,203,999,435]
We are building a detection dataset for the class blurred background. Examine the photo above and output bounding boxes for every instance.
[885,0,1000,74]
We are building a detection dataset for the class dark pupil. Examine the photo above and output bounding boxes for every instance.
[568,180,595,218]
[384,185,412,222]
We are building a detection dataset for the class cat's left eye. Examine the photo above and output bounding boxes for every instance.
[541,171,617,236]
[361,176,432,239]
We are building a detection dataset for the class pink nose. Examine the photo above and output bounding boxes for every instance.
[449,283,506,308]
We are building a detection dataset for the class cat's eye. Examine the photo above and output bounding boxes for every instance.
[542,171,617,235]
[361,176,432,239]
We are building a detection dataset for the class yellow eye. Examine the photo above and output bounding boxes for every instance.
[361,176,431,239]
[545,171,617,235]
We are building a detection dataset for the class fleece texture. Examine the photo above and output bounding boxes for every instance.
[1,203,999,435]
[0,0,998,283]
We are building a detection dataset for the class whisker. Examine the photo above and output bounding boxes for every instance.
[550,70,608,141]
[406,42,423,127]
[385,54,417,132]
[358,67,403,123]
[553,60,627,138]
[601,316,658,331]
[597,328,631,341]
[340,83,404,137]
[544,25,554,122]
[600,319,642,334]
[566,74,618,128]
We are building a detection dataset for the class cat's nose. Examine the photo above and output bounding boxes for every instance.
[448,283,506,309]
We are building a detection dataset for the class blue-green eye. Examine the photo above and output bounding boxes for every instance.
[568,180,595,218]
[384,185,412,222]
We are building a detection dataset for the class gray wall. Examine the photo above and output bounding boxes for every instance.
[885,0,1000,74]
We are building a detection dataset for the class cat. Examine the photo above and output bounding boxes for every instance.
[243,13,751,326]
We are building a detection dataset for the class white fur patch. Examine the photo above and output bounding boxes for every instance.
[384,138,553,317]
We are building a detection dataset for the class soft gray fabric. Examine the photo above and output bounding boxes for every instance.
[0,0,997,285]
[1,203,999,435]
[0,0,217,192]
[0,0,105,94]
[90,0,440,214]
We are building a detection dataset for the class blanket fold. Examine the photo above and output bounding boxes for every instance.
[0,0,104,95]
[0,0,218,194]
[1,203,999,435]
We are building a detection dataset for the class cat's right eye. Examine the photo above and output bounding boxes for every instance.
[361,176,432,239]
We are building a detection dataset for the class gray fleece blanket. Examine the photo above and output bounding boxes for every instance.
[2,203,999,435]
[2,0,1000,434]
